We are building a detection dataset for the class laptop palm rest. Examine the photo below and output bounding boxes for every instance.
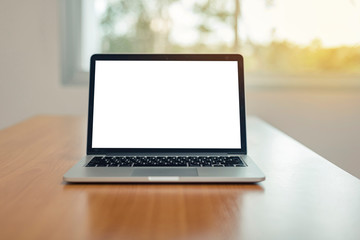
[132,168,198,176]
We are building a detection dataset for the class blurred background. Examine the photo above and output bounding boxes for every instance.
[0,0,359,178]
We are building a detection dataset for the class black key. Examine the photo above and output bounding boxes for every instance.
[202,162,212,167]
[134,163,152,167]
[213,164,224,167]
[224,163,235,167]
[119,162,132,167]
[89,156,103,163]
[189,164,200,167]
[189,161,200,165]
[96,163,108,167]
[234,164,245,167]
[173,162,187,166]
[229,156,242,163]
[108,163,119,167]
[86,163,97,167]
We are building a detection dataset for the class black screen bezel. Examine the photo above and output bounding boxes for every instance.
[87,54,247,155]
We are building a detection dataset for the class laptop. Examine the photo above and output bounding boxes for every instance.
[63,54,265,183]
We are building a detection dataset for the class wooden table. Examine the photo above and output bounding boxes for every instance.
[0,116,359,240]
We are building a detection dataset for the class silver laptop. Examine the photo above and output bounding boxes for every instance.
[63,54,265,183]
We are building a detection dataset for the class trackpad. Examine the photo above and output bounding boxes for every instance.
[132,168,198,176]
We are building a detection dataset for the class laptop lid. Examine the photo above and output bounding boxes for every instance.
[86,54,247,155]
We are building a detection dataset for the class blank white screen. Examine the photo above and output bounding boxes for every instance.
[92,60,241,148]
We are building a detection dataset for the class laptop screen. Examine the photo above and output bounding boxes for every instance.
[90,57,242,150]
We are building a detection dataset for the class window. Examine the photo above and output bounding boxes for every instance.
[61,0,360,87]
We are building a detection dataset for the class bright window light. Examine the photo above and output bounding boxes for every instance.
[63,0,360,86]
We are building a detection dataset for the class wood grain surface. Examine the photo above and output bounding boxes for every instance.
[0,115,359,240]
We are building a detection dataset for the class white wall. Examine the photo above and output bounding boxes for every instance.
[246,88,360,178]
[0,0,359,178]
[0,0,88,129]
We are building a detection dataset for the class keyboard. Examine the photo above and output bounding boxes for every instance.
[85,156,246,167]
